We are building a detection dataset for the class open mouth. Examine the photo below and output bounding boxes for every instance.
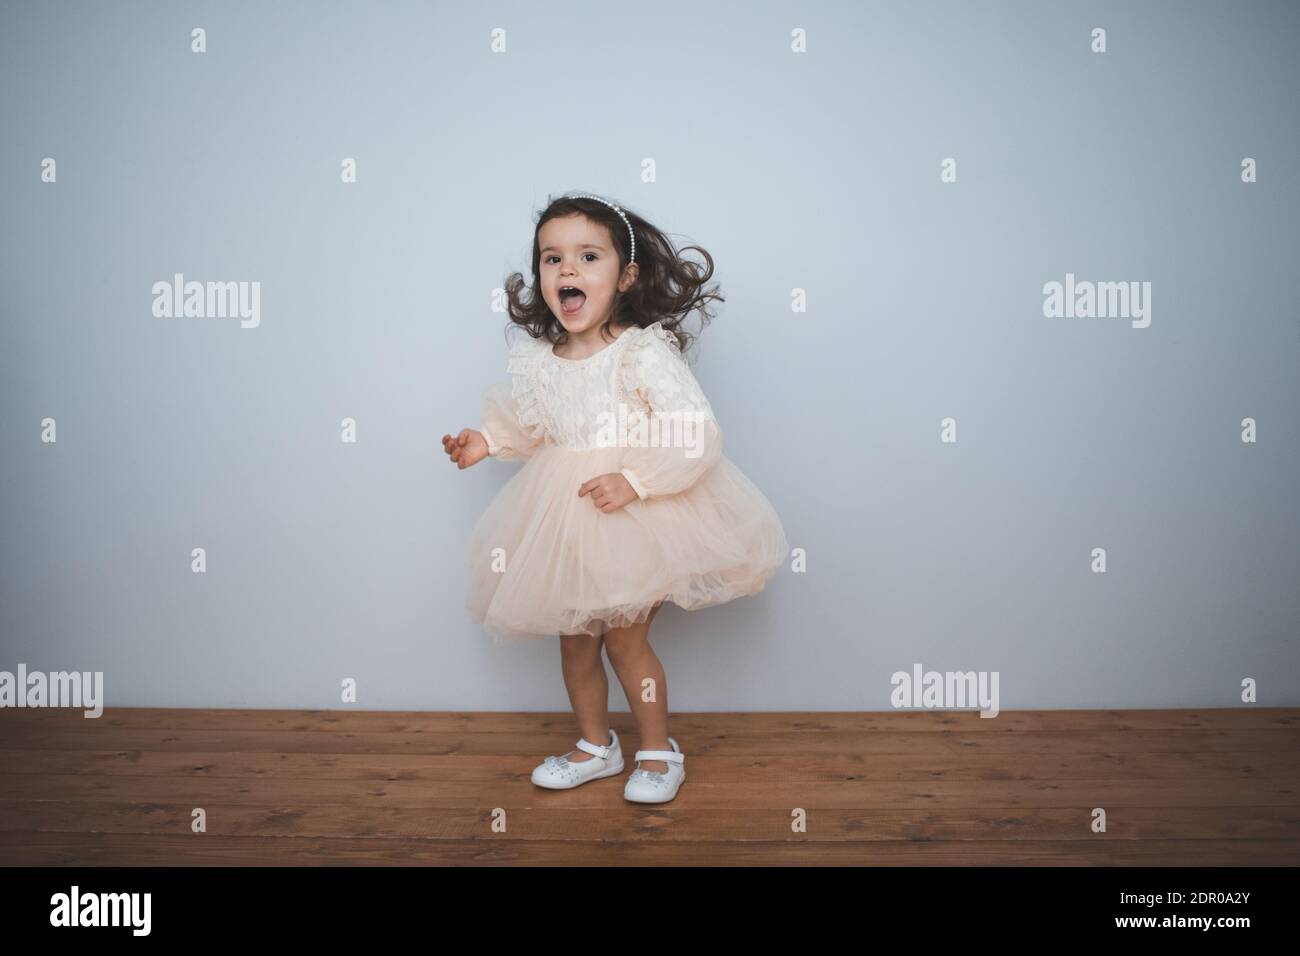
[559,286,587,315]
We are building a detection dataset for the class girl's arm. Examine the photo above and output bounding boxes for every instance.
[479,381,544,461]
[617,326,723,500]
[478,338,546,461]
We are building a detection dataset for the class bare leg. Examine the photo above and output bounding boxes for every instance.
[556,632,611,763]
[603,602,670,772]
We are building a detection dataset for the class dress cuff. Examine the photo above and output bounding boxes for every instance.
[479,426,498,456]
[620,467,648,500]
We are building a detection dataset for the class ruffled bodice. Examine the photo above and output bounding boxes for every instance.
[478,320,726,502]
[504,320,715,451]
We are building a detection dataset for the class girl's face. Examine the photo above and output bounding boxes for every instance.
[538,213,636,334]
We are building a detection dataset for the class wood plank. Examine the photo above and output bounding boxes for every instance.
[2,727,1297,755]
[1,748,1292,781]
[0,773,1293,808]
[0,832,1295,866]
[1,707,1294,733]
[2,801,1295,842]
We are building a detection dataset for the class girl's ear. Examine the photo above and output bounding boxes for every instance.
[620,262,639,291]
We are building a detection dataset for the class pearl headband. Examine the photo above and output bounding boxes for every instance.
[572,193,636,264]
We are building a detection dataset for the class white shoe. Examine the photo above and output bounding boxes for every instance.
[624,737,685,803]
[531,730,624,789]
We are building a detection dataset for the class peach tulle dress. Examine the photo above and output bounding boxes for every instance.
[465,320,787,644]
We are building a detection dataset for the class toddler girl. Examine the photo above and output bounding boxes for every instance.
[442,192,787,803]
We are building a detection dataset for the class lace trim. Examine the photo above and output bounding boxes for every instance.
[618,320,677,412]
[505,335,549,444]
[632,319,681,355]
[616,320,709,417]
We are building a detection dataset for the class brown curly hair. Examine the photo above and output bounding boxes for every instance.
[501,192,723,356]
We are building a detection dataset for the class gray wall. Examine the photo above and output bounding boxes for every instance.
[2,0,1297,712]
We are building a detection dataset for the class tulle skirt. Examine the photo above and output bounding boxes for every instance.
[464,443,787,644]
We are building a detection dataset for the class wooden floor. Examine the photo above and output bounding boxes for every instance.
[0,707,1296,865]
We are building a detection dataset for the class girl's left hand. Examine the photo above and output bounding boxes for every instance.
[578,473,638,513]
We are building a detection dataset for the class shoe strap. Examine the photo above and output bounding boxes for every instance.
[634,749,683,765]
[576,733,614,759]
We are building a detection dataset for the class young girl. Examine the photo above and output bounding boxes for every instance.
[442,192,787,804]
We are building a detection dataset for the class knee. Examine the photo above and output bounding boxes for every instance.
[602,630,646,667]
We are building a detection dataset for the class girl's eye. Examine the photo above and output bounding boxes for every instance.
[545,253,598,264]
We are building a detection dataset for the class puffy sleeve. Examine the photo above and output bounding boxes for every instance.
[616,322,723,500]
[478,337,546,461]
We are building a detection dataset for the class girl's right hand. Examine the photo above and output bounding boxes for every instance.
[442,429,489,469]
